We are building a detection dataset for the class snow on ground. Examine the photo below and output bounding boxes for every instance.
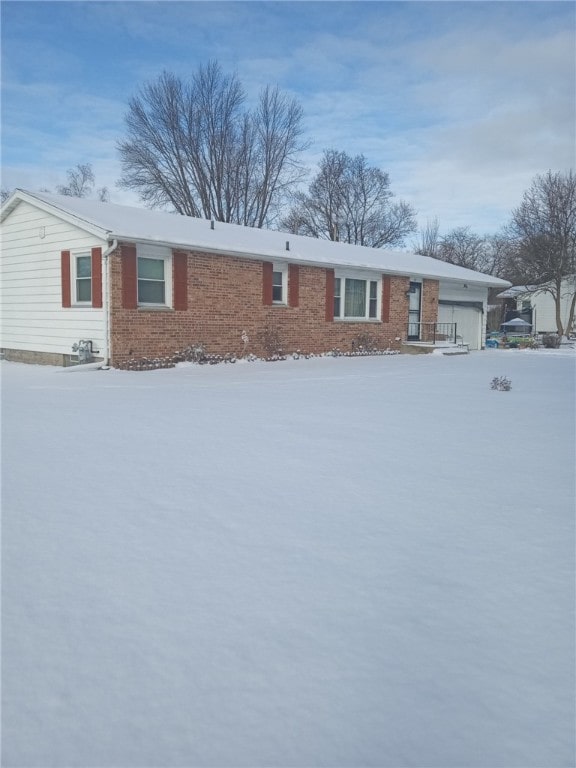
[2,349,575,768]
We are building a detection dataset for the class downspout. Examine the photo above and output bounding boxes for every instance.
[102,238,118,368]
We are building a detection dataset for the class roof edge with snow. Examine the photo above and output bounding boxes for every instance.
[1,189,511,288]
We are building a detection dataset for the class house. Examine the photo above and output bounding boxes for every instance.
[0,190,510,366]
[497,278,576,336]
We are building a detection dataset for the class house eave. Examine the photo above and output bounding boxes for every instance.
[109,233,509,289]
[1,189,110,239]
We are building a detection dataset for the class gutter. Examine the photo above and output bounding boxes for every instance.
[101,239,118,367]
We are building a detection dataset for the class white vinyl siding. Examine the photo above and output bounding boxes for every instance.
[0,200,106,355]
[518,280,575,334]
[529,294,558,333]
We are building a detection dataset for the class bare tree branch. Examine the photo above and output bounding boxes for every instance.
[57,163,95,197]
[281,150,416,248]
[507,170,576,336]
[117,62,307,227]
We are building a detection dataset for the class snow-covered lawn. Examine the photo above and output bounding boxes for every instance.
[2,349,575,768]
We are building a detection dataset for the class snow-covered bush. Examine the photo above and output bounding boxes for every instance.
[491,376,512,391]
[258,325,285,360]
[541,334,561,349]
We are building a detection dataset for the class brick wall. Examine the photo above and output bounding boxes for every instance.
[109,244,439,365]
[422,278,440,324]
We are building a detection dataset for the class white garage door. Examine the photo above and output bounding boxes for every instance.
[438,304,483,350]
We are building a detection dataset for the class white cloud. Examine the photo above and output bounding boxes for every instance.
[2,1,574,233]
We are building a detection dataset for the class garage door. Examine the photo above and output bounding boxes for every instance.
[438,304,483,350]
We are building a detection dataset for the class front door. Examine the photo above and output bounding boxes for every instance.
[407,282,422,340]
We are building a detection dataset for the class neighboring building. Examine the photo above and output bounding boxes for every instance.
[497,278,576,336]
[0,190,510,366]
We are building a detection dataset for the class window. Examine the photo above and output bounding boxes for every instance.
[272,270,283,302]
[272,263,288,304]
[369,280,378,318]
[333,273,380,320]
[75,254,92,303]
[334,277,341,318]
[138,256,166,305]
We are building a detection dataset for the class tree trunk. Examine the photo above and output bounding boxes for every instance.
[566,290,576,338]
[554,278,565,337]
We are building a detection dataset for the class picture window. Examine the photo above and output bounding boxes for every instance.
[334,275,380,320]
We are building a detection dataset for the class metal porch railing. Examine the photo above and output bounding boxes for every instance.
[407,322,458,344]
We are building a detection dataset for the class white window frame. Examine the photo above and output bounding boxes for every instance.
[272,262,288,305]
[333,270,381,321]
[136,244,172,308]
[71,251,92,306]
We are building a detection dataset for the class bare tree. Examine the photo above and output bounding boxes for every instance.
[281,150,417,248]
[435,226,487,271]
[117,62,307,227]
[57,163,109,201]
[414,217,440,258]
[1,188,11,204]
[508,170,576,336]
[483,232,518,280]
[416,223,516,277]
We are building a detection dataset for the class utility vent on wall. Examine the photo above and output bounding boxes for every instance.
[71,340,95,363]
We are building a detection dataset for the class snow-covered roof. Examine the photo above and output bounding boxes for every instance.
[497,285,536,299]
[2,189,510,288]
[502,317,531,326]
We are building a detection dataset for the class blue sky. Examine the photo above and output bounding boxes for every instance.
[1,1,574,236]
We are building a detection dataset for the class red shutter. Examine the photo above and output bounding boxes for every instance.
[173,251,188,311]
[61,250,71,308]
[382,276,391,322]
[325,268,335,321]
[263,262,273,305]
[91,247,103,308]
[288,264,299,308]
[121,245,138,309]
